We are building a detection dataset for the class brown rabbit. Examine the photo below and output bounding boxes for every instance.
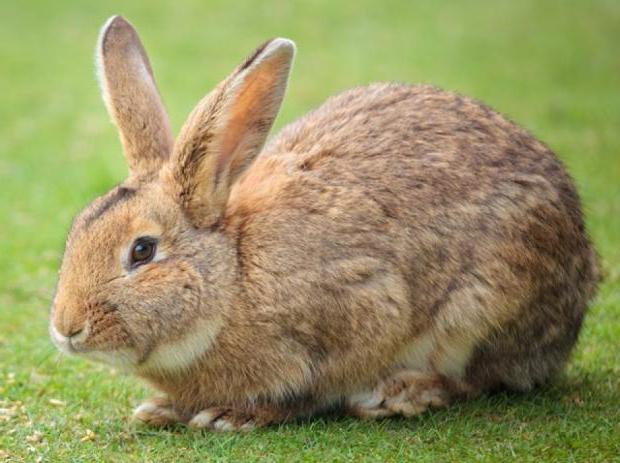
[49,16,599,431]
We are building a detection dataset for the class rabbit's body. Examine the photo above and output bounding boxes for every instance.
[264,82,599,393]
[50,17,599,430]
[140,83,598,422]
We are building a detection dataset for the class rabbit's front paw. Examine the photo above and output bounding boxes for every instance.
[188,407,257,432]
[132,397,180,427]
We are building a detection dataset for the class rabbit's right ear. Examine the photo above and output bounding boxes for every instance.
[165,38,295,228]
[96,16,173,179]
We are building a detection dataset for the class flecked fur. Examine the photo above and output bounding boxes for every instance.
[50,16,599,430]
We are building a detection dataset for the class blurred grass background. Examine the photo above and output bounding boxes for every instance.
[0,0,618,461]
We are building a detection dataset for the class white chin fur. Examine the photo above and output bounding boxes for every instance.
[50,317,222,376]
[49,323,72,355]
[137,318,223,375]
[83,350,139,372]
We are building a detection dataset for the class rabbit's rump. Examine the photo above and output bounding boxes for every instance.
[229,83,599,407]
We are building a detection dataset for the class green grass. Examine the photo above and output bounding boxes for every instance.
[1,0,619,461]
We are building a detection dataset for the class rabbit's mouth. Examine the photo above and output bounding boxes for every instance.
[50,320,140,371]
[49,321,86,355]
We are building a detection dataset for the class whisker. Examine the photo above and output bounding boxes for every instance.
[34,346,61,368]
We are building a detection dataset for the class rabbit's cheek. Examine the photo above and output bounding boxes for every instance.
[78,310,135,352]
[119,262,204,331]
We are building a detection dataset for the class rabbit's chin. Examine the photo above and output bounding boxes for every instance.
[50,322,140,372]
[82,349,140,373]
[51,317,223,376]
[134,318,224,376]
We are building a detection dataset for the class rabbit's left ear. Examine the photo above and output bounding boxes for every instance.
[166,38,295,228]
[97,16,173,179]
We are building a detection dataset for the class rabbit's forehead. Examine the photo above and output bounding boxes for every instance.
[72,183,172,235]
[65,186,169,265]
[64,202,134,273]
[76,185,138,229]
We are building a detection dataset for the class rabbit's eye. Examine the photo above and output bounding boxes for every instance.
[130,237,157,267]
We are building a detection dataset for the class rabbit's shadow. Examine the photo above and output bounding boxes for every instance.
[118,374,603,443]
[292,378,591,430]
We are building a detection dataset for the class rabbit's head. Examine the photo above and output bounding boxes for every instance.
[49,16,295,374]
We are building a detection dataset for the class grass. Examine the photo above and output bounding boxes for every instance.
[0,0,619,461]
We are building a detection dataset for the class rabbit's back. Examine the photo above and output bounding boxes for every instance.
[226,83,598,393]
[267,83,580,220]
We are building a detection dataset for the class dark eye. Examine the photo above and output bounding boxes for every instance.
[130,237,157,267]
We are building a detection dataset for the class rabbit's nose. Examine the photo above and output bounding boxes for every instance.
[66,325,84,338]
[50,315,88,355]
[55,317,85,339]
[52,305,87,339]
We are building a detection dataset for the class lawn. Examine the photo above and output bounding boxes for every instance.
[0,0,619,461]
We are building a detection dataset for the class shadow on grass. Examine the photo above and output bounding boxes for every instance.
[108,371,613,448]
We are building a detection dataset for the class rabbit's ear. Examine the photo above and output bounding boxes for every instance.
[97,16,173,179]
[167,38,295,228]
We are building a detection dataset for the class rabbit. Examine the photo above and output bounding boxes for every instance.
[49,15,600,431]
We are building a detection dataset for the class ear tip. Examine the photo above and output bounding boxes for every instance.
[270,38,297,58]
[99,15,135,45]
[103,15,131,29]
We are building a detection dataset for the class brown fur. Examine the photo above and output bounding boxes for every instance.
[50,16,599,431]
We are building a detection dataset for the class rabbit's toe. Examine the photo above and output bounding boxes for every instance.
[188,407,256,431]
[132,397,180,427]
[347,390,394,418]
[348,370,451,419]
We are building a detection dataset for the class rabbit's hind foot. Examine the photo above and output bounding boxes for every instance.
[347,370,461,419]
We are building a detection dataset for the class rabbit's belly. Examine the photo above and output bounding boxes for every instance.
[344,331,476,419]
[394,330,475,380]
